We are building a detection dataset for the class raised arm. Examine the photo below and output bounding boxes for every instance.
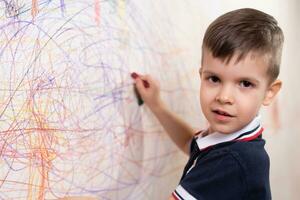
[132,73,195,154]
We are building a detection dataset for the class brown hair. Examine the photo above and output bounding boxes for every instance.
[202,8,284,82]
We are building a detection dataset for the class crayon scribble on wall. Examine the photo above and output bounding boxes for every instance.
[0,0,200,199]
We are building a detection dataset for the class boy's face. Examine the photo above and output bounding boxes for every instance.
[200,49,281,134]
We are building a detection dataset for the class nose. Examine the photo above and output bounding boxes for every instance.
[215,85,234,104]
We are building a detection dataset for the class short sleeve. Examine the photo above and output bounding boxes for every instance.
[173,150,247,200]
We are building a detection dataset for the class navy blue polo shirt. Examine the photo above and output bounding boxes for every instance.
[172,116,271,200]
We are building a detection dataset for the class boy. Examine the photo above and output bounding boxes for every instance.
[132,8,284,200]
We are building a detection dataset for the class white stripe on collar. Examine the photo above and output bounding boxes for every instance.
[196,115,262,150]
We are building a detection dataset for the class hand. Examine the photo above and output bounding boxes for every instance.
[131,72,195,154]
[131,72,163,110]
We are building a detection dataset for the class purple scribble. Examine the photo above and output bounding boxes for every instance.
[60,0,65,14]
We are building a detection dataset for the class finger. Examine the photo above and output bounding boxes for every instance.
[135,77,150,89]
[131,72,150,88]
[140,74,154,86]
[131,72,140,79]
[135,78,146,92]
[141,74,156,83]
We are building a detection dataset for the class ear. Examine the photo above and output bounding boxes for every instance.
[263,79,282,106]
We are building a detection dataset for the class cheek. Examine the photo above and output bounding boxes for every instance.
[200,84,206,102]
[200,84,214,106]
[236,93,263,114]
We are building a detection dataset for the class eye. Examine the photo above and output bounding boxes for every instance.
[240,80,254,88]
[207,76,220,83]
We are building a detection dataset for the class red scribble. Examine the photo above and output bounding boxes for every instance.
[94,0,100,25]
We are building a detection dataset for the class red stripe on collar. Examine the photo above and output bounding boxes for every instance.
[236,127,264,142]
[195,125,264,151]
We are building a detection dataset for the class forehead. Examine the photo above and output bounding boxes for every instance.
[201,49,270,79]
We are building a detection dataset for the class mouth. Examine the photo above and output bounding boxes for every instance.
[212,109,234,117]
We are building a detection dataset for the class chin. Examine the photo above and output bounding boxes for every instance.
[210,125,238,134]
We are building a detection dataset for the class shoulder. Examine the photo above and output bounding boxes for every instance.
[219,137,271,199]
[177,138,271,200]
[196,137,269,171]
[178,147,247,199]
[228,137,270,173]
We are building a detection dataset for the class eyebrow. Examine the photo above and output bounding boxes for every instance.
[200,69,217,76]
[238,77,260,85]
[201,69,260,84]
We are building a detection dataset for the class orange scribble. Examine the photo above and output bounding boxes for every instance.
[31,0,38,18]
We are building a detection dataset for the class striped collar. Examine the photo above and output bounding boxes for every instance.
[196,115,263,151]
